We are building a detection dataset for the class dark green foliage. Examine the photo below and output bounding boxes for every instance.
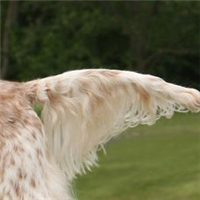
[1,1,199,89]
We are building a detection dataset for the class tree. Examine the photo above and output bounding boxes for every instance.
[1,1,199,89]
[1,1,18,78]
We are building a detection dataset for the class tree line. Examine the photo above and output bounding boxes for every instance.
[1,1,200,89]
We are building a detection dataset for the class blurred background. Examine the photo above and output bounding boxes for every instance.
[1,1,200,90]
[1,1,200,200]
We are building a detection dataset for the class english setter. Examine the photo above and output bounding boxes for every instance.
[0,69,200,200]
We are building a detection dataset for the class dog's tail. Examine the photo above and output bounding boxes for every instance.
[26,69,200,180]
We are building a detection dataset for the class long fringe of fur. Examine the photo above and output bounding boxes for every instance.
[28,69,200,180]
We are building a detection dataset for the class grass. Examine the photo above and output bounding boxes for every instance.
[75,113,200,200]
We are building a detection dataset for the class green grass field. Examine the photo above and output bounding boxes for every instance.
[75,113,200,200]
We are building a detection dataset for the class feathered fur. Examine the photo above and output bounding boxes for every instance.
[0,69,200,200]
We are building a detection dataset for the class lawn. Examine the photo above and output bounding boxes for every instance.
[75,113,200,200]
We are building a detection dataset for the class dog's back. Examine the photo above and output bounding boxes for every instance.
[0,80,71,200]
[0,69,200,200]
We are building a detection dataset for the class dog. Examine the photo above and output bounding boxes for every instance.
[0,69,200,200]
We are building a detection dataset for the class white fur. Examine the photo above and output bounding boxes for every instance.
[0,69,199,200]
[35,69,200,180]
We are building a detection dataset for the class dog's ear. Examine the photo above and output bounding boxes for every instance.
[28,69,200,180]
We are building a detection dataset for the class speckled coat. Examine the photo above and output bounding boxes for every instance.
[0,69,200,200]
